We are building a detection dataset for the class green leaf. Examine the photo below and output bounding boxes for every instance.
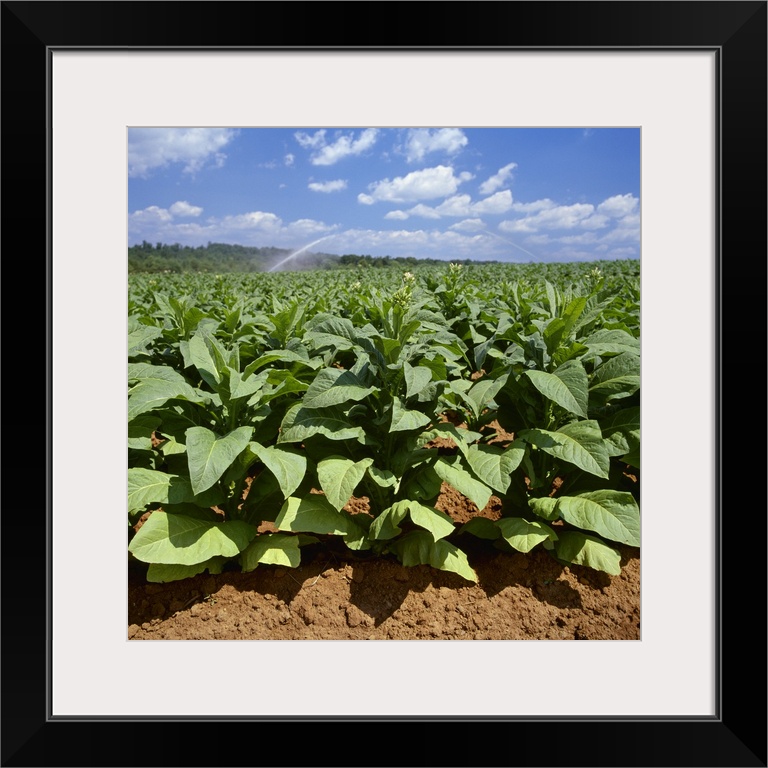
[228,369,268,402]
[583,329,640,359]
[404,362,433,399]
[274,495,363,536]
[240,533,301,571]
[496,518,558,553]
[318,456,374,511]
[369,500,410,540]
[465,372,509,418]
[600,406,640,459]
[127,414,160,451]
[127,364,207,421]
[302,368,376,409]
[554,530,622,575]
[390,397,432,432]
[128,468,195,514]
[433,456,493,510]
[128,324,162,357]
[589,352,640,403]
[128,511,256,565]
[186,426,254,494]
[188,327,228,388]
[555,491,640,546]
[252,444,307,499]
[463,442,526,494]
[525,359,589,418]
[305,315,360,350]
[391,530,477,583]
[458,517,500,540]
[528,496,559,521]
[367,466,398,489]
[146,557,227,583]
[518,420,610,479]
[278,403,366,444]
[406,500,456,541]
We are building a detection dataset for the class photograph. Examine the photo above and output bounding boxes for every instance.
[3,0,763,764]
[126,126,643,642]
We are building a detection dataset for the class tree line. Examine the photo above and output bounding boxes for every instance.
[128,241,497,273]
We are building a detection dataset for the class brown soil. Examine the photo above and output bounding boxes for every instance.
[129,483,640,641]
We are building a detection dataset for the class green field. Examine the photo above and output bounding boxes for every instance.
[128,260,640,584]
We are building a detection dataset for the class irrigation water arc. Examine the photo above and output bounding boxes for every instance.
[267,236,334,272]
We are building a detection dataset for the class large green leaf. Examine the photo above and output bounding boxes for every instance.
[278,403,367,444]
[368,500,410,540]
[403,362,433,400]
[458,517,500,540]
[128,511,256,565]
[128,324,162,357]
[252,443,307,499]
[554,530,622,575]
[464,372,509,419]
[391,530,477,583]
[227,369,268,402]
[390,397,432,432]
[433,456,493,511]
[525,359,589,418]
[601,408,641,461]
[527,496,559,521]
[186,426,254,494]
[305,315,360,351]
[274,495,363,536]
[462,442,526,494]
[583,329,640,359]
[318,456,374,511]
[127,414,159,451]
[240,533,301,571]
[496,517,558,553]
[518,420,610,478]
[146,557,227,583]
[302,368,376,409]
[188,326,230,389]
[556,491,640,546]
[127,364,207,421]
[589,352,640,403]
[405,500,456,541]
[128,468,196,514]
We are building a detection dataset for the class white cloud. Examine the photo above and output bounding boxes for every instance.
[308,179,348,193]
[597,193,639,217]
[406,204,443,220]
[221,211,283,232]
[284,154,295,167]
[449,218,486,232]
[297,128,379,166]
[479,162,517,195]
[499,203,596,233]
[294,130,326,149]
[169,201,203,217]
[128,128,237,178]
[471,190,514,215]
[130,205,173,223]
[510,199,556,213]
[404,128,468,162]
[362,165,468,204]
[384,210,410,220]
[398,189,513,219]
[579,214,610,230]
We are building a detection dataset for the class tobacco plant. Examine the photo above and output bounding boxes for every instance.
[128,262,640,583]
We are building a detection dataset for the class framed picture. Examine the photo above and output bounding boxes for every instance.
[6,1,765,765]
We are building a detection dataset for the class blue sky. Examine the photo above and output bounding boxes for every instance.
[128,127,640,263]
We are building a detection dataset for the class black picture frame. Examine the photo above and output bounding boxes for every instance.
[3,2,766,766]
